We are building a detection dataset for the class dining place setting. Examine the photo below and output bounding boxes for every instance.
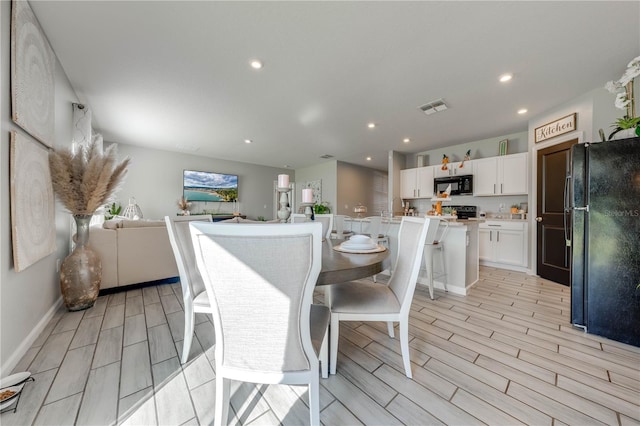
[332,234,387,254]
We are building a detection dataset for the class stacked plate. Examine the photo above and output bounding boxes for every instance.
[339,235,378,252]
[0,371,32,411]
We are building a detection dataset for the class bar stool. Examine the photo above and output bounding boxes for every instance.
[423,219,449,299]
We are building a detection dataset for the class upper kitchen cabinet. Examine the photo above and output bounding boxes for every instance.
[473,153,528,196]
[400,166,434,199]
[434,160,474,178]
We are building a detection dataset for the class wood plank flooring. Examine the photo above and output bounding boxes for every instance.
[3,266,639,425]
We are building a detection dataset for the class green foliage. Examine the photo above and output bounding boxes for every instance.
[105,202,122,220]
[314,202,331,214]
[257,216,266,221]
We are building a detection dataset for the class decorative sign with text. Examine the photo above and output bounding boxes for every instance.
[535,113,577,143]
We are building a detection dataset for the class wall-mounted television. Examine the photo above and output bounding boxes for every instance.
[183,169,238,202]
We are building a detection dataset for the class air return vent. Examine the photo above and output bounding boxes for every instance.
[418,98,448,115]
[320,154,334,159]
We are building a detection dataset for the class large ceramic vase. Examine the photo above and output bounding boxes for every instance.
[60,214,102,311]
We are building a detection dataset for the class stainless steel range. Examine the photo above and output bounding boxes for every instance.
[450,205,477,219]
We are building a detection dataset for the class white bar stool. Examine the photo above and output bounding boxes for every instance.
[423,219,449,299]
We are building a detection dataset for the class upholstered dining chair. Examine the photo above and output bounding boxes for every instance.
[290,213,307,223]
[326,216,437,378]
[314,213,334,240]
[164,215,213,364]
[331,215,354,240]
[189,221,329,426]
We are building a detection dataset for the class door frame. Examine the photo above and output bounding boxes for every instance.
[529,130,585,277]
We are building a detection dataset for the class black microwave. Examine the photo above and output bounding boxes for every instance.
[434,175,473,195]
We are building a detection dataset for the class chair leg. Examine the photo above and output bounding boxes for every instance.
[320,328,329,379]
[181,305,195,364]
[427,257,435,300]
[386,321,395,338]
[309,374,320,426]
[440,248,447,293]
[399,319,413,379]
[214,376,230,426]
[329,315,340,375]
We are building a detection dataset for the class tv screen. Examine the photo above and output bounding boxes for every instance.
[183,170,238,202]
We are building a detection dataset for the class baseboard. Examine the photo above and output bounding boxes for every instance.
[479,260,529,273]
[1,296,63,376]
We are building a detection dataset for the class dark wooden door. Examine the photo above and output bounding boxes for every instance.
[536,139,578,286]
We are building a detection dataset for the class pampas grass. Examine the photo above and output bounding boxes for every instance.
[49,139,130,215]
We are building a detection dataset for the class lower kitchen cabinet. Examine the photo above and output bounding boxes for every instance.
[479,220,528,270]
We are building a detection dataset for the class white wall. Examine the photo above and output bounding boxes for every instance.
[109,143,290,220]
[294,160,337,213]
[406,130,529,169]
[336,161,387,216]
[1,0,78,374]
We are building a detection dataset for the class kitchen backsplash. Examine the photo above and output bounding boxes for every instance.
[406,194,528,217]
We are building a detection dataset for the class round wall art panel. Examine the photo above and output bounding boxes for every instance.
[11,0,55,147]
[10,132,57,272]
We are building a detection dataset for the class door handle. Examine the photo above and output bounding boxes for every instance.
[535,217,543,222]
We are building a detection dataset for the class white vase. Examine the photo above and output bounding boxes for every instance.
[613,128,638,140]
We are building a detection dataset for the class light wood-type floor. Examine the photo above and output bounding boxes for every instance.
[3,267,639,425]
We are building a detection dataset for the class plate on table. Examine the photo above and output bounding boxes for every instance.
[334,243,386,254]
[341,243,378,250]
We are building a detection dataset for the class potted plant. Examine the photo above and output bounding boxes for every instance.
[104,202,122,220]
[49,139,129,310]
[605,56,640,140]
[314,201,331,214]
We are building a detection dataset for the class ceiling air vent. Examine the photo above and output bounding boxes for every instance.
[320,154,334,159]
[418,98,448,116]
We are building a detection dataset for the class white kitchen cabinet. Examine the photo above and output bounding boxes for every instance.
[434,160,474,178]
[473,153,528,196]
[479,220,528,269]
[400,166,434,199]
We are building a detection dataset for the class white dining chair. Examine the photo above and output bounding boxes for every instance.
[290,213,307,223]
[314,213,334,240]
[424,218,450,299]
[164,215,213,364]
[363,216,389,245]
[326,216,436,378]
[189,221,329,426]
[331,215,354,240]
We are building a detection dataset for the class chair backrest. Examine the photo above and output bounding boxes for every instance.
[165,215,213,303]
[429,219,450,245]
[333,215,349,236]
[290,213,307,223]
[190,222,323,375]
[388,216,438,312]
[365,216,382,238]
[314,214,333,239]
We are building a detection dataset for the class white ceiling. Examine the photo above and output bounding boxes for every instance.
[30,1,640,171]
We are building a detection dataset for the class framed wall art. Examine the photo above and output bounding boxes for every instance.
[10,131,57,272]
[11,0,56,147]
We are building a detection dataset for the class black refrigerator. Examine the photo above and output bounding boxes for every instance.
[571,136,640,347]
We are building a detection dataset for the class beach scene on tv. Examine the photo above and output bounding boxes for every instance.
[183,170,238,202]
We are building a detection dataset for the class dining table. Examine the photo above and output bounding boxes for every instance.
[317,239,391,286]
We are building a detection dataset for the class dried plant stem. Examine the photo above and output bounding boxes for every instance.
[49,140,130,215]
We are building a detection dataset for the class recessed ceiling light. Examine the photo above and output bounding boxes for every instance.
[366,156,372,161]
[284,165,291,168]
[250,60,263,69]
[499,73,513,83]
[367,122,376,129]
[244,139,253,144]
[517,108,528,115]
[403,138,410,143]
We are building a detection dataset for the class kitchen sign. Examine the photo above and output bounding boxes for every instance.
[535,113,576,143]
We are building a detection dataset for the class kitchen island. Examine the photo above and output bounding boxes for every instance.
[345,217,479,296]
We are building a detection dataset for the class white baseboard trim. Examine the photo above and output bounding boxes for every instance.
[416,278,473,296]
[480,260,529,273]
[1,296,63,376]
